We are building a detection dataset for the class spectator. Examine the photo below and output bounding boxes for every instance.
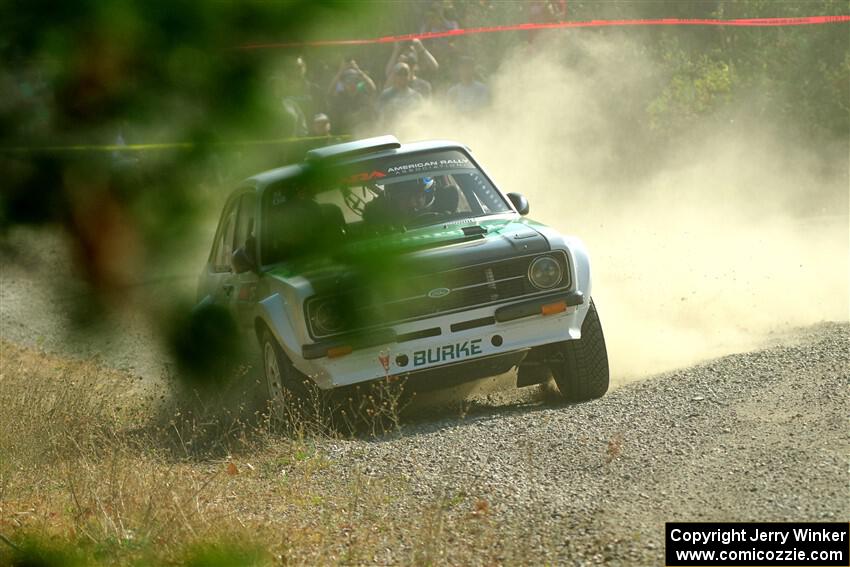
[385,39,440,90]
[272,74,308,138]
[281,55,325,124]
[311,113,331,137]
[418,4,460,64]
[378,62,424,126]
[328,57,376,97]
[327,61,377,134]
[385,39,438,99]
[446,56,491,114]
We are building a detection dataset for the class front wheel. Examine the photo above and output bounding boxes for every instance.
[550,299,610,402]
[261,329,310,416]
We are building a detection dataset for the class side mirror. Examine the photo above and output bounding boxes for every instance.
[507,192,530,216]
[231,247,256,274]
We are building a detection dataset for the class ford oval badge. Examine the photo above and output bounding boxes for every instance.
[428,287,451,299]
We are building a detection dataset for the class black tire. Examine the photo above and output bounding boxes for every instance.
[550,299,610,402]
[260,328,310,416]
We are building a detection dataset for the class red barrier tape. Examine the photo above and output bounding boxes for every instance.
[237,15,850,50]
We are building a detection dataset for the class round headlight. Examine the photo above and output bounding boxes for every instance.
[313,301,344,335]
[528,256,562,289]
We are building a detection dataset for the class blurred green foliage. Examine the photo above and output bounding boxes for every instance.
[2,535,87,567]
[169,301,242,389]
[0,0,382,230]
[0,0,394,382]
[0,533,266,567]
[648,53,733,131]
[179,542,267,567]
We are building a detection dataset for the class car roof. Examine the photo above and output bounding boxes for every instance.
[245,136,471,189]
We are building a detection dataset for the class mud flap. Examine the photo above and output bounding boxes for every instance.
[516,345,554,387]
[516,362,552,387]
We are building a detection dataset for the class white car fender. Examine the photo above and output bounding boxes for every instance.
[257,293,302,362]
[561,236,593,299]
[532,226,593,328]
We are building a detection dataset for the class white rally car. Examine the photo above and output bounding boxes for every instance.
[197,136,609,407]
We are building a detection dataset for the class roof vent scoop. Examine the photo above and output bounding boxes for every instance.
[305,135,401,163]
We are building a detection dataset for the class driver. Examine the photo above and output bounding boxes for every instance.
[389,176,435,217]
[363,176,435,224]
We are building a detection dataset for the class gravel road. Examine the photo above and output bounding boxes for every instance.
[0,228,177,383]
[309,322,849,563]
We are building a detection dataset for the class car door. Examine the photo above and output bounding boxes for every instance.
[199,195,240,305]
[228,191,260,332]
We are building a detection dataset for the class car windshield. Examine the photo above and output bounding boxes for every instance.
[261,149,510,265]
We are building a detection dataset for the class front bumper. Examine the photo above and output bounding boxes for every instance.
[294,290,587,389]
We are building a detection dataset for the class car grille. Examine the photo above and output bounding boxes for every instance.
[308,252,570,338]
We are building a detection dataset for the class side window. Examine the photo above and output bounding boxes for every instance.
[212,201,239,272]
[234,193,257,257]
[316,186,376,224]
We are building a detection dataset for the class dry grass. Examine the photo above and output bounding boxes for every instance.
[0,339,526,566]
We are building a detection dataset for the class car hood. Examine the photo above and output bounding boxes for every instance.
[266,217,551,292]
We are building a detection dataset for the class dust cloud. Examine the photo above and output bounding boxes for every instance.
[384,34,849,385]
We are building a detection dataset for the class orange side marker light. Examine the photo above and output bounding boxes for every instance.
[541,301,567,316]
[327,345,353,359]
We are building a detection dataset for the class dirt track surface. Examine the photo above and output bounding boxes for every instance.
[1,228,848,564]
[0,228,174,383]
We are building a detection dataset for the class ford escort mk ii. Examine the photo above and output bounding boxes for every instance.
[197,135,609,407]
